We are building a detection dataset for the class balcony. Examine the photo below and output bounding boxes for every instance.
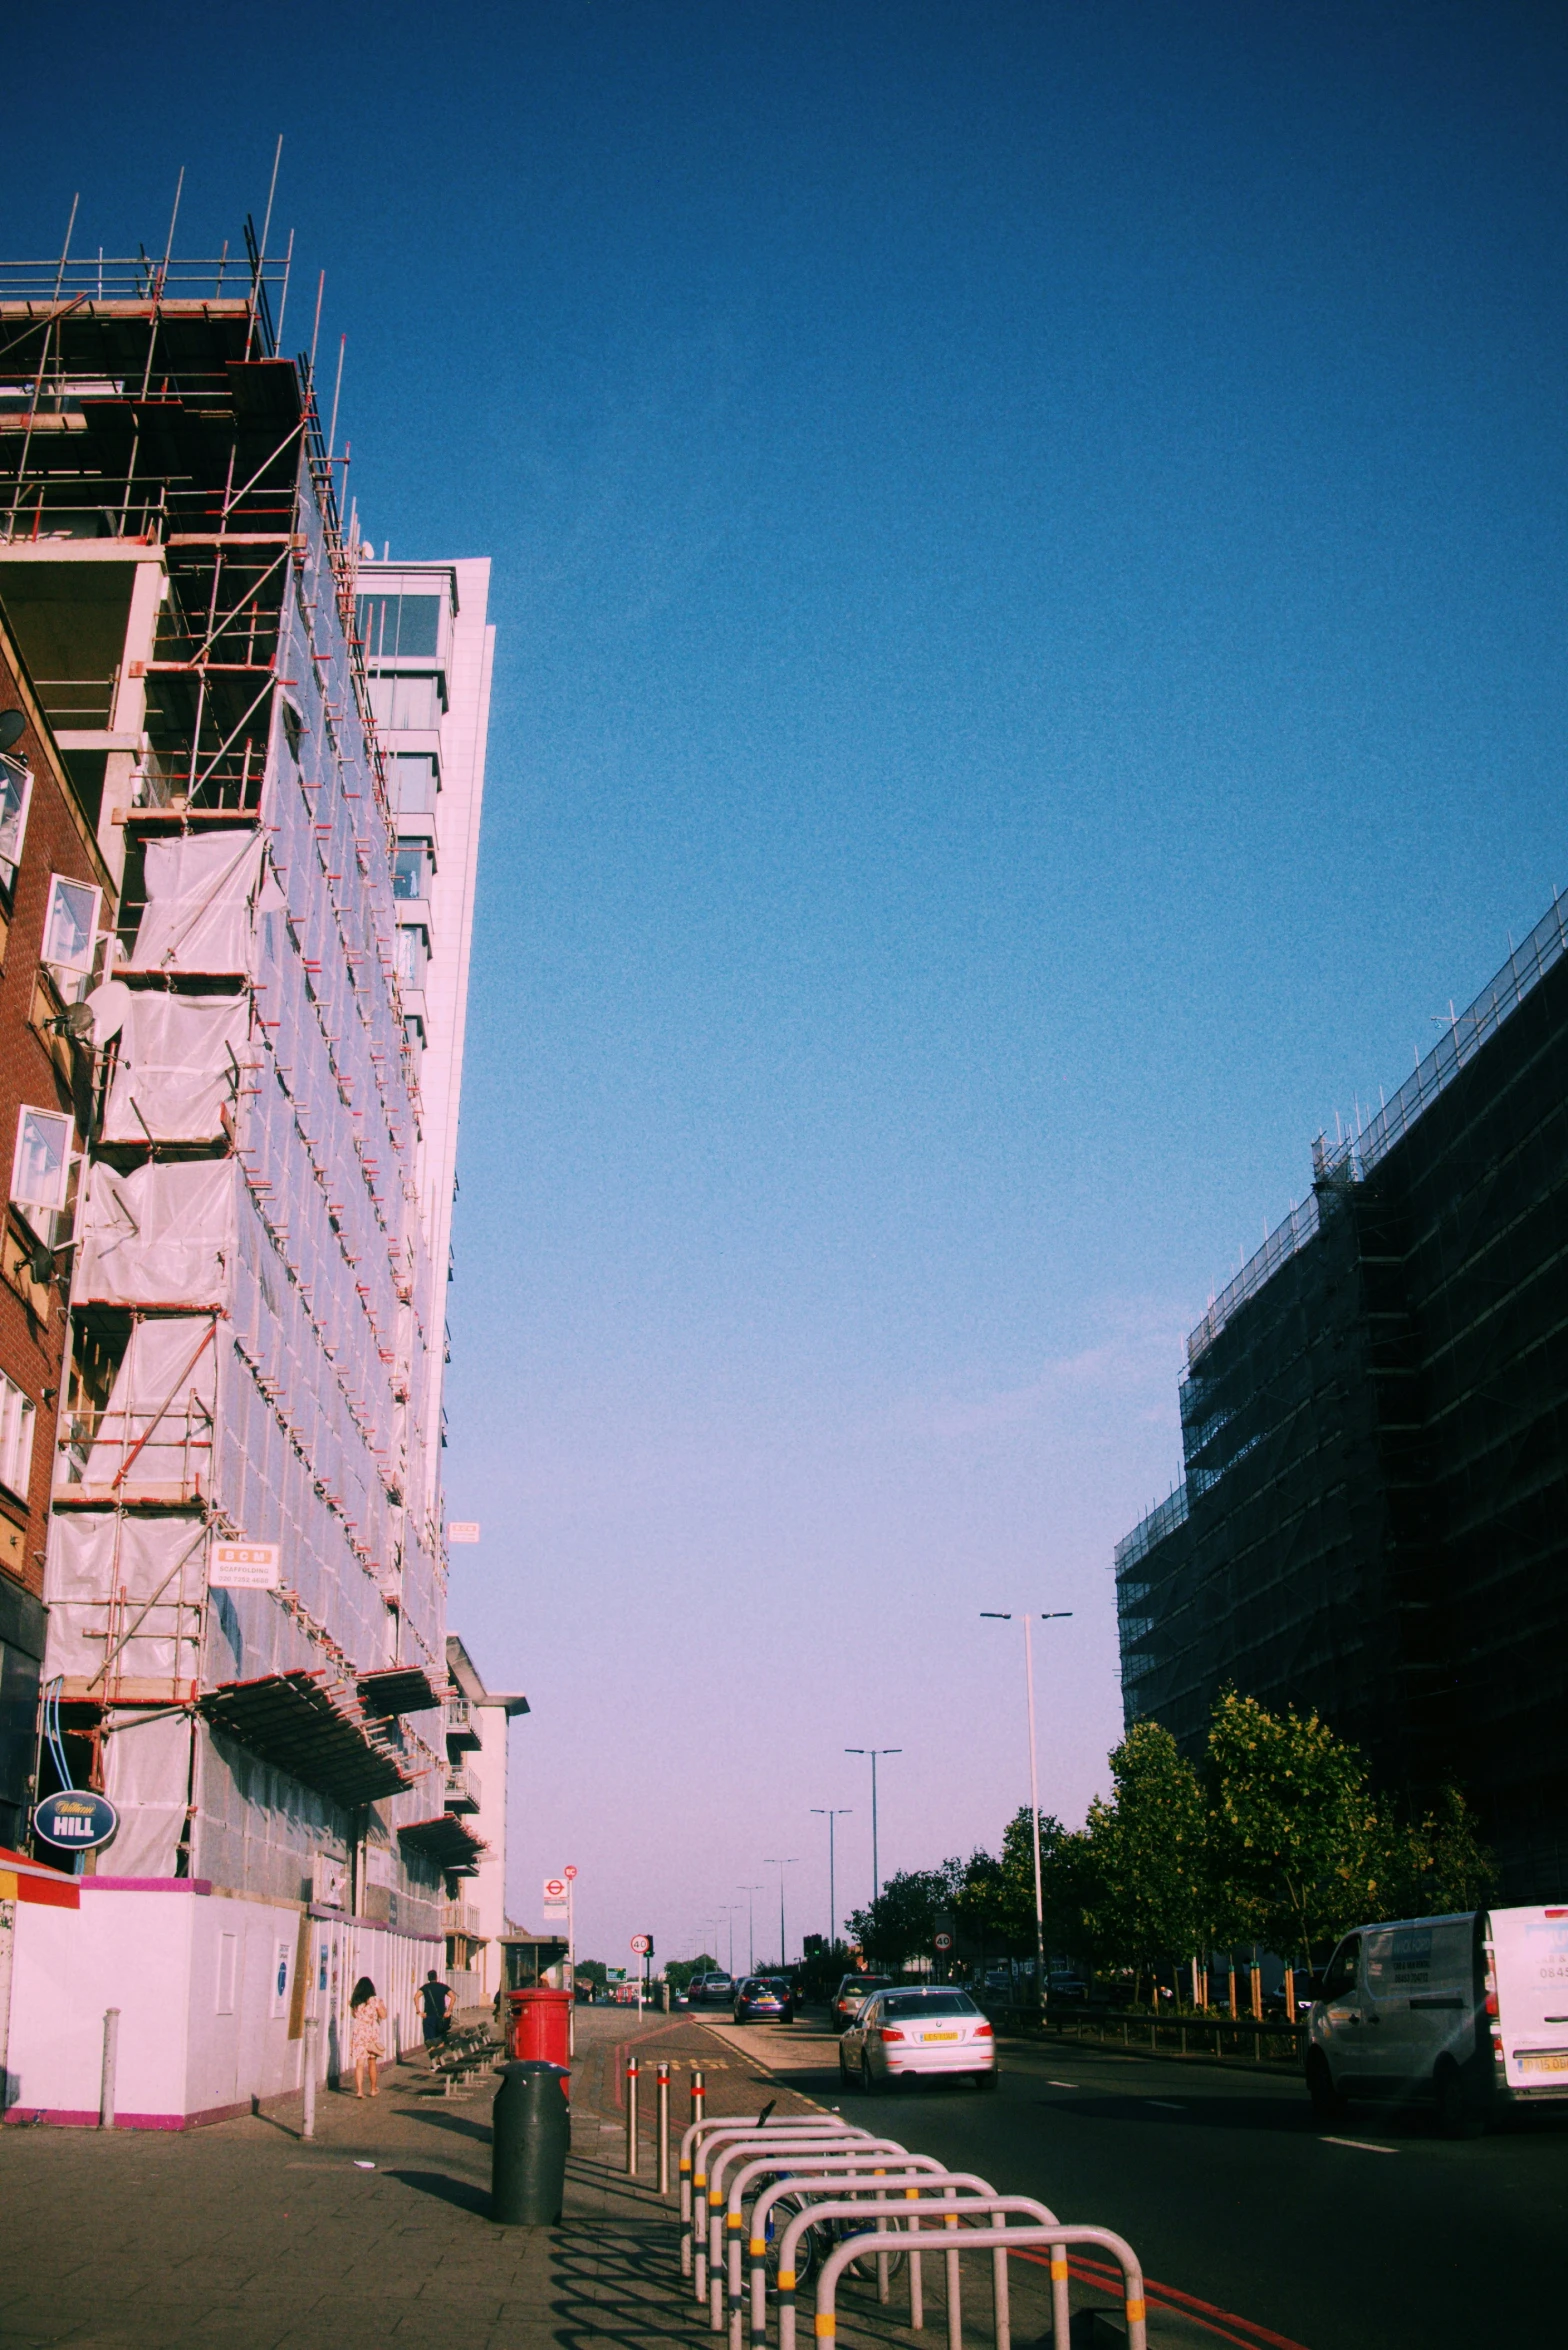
[441,1898,483,1939]
[445,1695,481,1753]
[443,1759,480,1815]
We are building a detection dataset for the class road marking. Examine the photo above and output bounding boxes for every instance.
[1047,2079,1077,2087]
[1320,2136,1398,2154]
[1146,2098,1185,2109]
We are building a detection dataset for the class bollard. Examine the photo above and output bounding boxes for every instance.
[691,2065,705,2126]
[492,2059,570,2224]
[301,2015,318,2141]
[99,2007,120,2131]
[626,2055,640,2176]
[657,2061,671,2194]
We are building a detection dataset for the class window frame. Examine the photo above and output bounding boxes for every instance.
[11,1102,74,1218]
[0,1369,36,1502]
[41,873,102,989]
[0,754,34,894]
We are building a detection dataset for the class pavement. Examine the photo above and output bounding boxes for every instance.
[19,1996,1551,2349]
[0,2005,1149,2350]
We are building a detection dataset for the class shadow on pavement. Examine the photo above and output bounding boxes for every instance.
[384,2166,492,2216]
[400,2105,494,2145]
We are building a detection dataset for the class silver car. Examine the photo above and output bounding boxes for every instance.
[839,1985,997,2090]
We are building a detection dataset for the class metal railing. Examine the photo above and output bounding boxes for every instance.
[992,2000,1306,2065]
[662,2096,1150,2350]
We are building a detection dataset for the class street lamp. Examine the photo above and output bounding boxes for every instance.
[845,1747,901,1905]
[810,1808,852,1951]
[982,1609,1071,2011]
[738,1885,763,1975]
[763,1858,798,1970]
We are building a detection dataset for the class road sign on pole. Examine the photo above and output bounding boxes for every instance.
[629,1933,651,1955]
[543,1876,568,1920]
[934,1931,953,1952]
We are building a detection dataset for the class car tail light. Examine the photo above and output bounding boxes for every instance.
[879,2028,905,2042]
[972,2023,993,2038]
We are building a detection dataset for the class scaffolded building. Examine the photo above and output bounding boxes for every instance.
[1116,894,1568,1901]
[0,226,482,2123]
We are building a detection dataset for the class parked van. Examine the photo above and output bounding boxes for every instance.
[1306,1904,1568,2135]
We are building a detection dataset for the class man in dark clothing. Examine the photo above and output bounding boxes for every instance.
[420,1969,454,2051]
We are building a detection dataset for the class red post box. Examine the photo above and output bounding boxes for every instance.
[509,1986,573,2069]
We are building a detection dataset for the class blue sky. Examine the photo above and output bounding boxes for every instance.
[10,1,1567,1968]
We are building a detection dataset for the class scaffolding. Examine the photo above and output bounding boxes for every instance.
[1117,895,1568,1900]
[2,229,456,1939]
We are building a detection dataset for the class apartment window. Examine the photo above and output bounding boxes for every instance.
[0,755,33,891]
[0,1371,35,1502]
[392,754,439,813]
[42,875,100,990]
[367,672,445,732]
[356,593,441,660]
[393,845,432,902]
[395,923,430,991]
[11,1105,72,1217]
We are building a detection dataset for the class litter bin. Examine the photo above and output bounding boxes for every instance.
[508,1986,573,2065]
[491,2059,570,2225]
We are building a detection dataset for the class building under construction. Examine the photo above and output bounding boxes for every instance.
[0,221,494,2124]
[1117,893,1568,1902]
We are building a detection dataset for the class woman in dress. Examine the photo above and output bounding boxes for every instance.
[349,1976,387,2097]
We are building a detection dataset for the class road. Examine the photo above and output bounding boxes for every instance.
[705,2010,1568,2350]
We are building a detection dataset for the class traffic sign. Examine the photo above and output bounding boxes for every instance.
[34,1791,118,1851]
[563,1865,578,1881]
[543,1875,568,1918]
[933,1931,953,1952]
[630,1933,652,1956]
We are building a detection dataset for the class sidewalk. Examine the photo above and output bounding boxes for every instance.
[0,2005,1177,2348]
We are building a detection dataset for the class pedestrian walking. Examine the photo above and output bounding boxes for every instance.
[349,1977,387,2098]
[420,1968,454,2053]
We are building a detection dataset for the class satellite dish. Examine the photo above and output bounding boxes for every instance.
[81,978,133,1045]
[0,710,24,753]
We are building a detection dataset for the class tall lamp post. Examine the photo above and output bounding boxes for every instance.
[981,1610,1071,2010]
[845,1747,901,1906]
[810,1808,852,1952]
[738,1885,763,1975]
[763,1858,798,1970]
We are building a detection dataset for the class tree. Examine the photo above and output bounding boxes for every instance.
[1205,1690,1386,1967]
[1078,1722,1209,1990]
[664,1951,719,1996]
[1383,1786,1496,1918]
[847,1862,966,1965]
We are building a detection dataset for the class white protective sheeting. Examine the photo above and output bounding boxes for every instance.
[103,1709,194,1878]
[101,992,252,1144]
[44,1512,209,1683]
[131,832,263,973]
[76,1159,237,1305]
[80,1316,218,1498]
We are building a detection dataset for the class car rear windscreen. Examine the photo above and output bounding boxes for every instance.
[881,1991,979,2019]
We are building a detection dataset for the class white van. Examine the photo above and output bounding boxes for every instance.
[1306,1904,1568,2136]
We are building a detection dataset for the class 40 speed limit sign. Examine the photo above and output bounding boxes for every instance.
[630,1933,653,1955]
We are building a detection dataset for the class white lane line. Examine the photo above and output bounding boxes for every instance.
[1321,2136,1399,2154]
[1145,2099,1185,2110]
[1047,2080,1077,2088]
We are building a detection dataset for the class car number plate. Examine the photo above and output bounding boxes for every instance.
[922,2030,958,2041]
[1517,2050,1568,2074]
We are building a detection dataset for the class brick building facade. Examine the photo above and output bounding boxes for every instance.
[0,607,115,1850]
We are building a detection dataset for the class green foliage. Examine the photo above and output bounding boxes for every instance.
[847,1861,966,1964]
[1205,1690,1388,1963]
[1383,1786,1497,1919]
[664,1951,719,1995]
[574,1958,610,1992]
[924,1693,1500,1988]
[1080,1722,1209,1974]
